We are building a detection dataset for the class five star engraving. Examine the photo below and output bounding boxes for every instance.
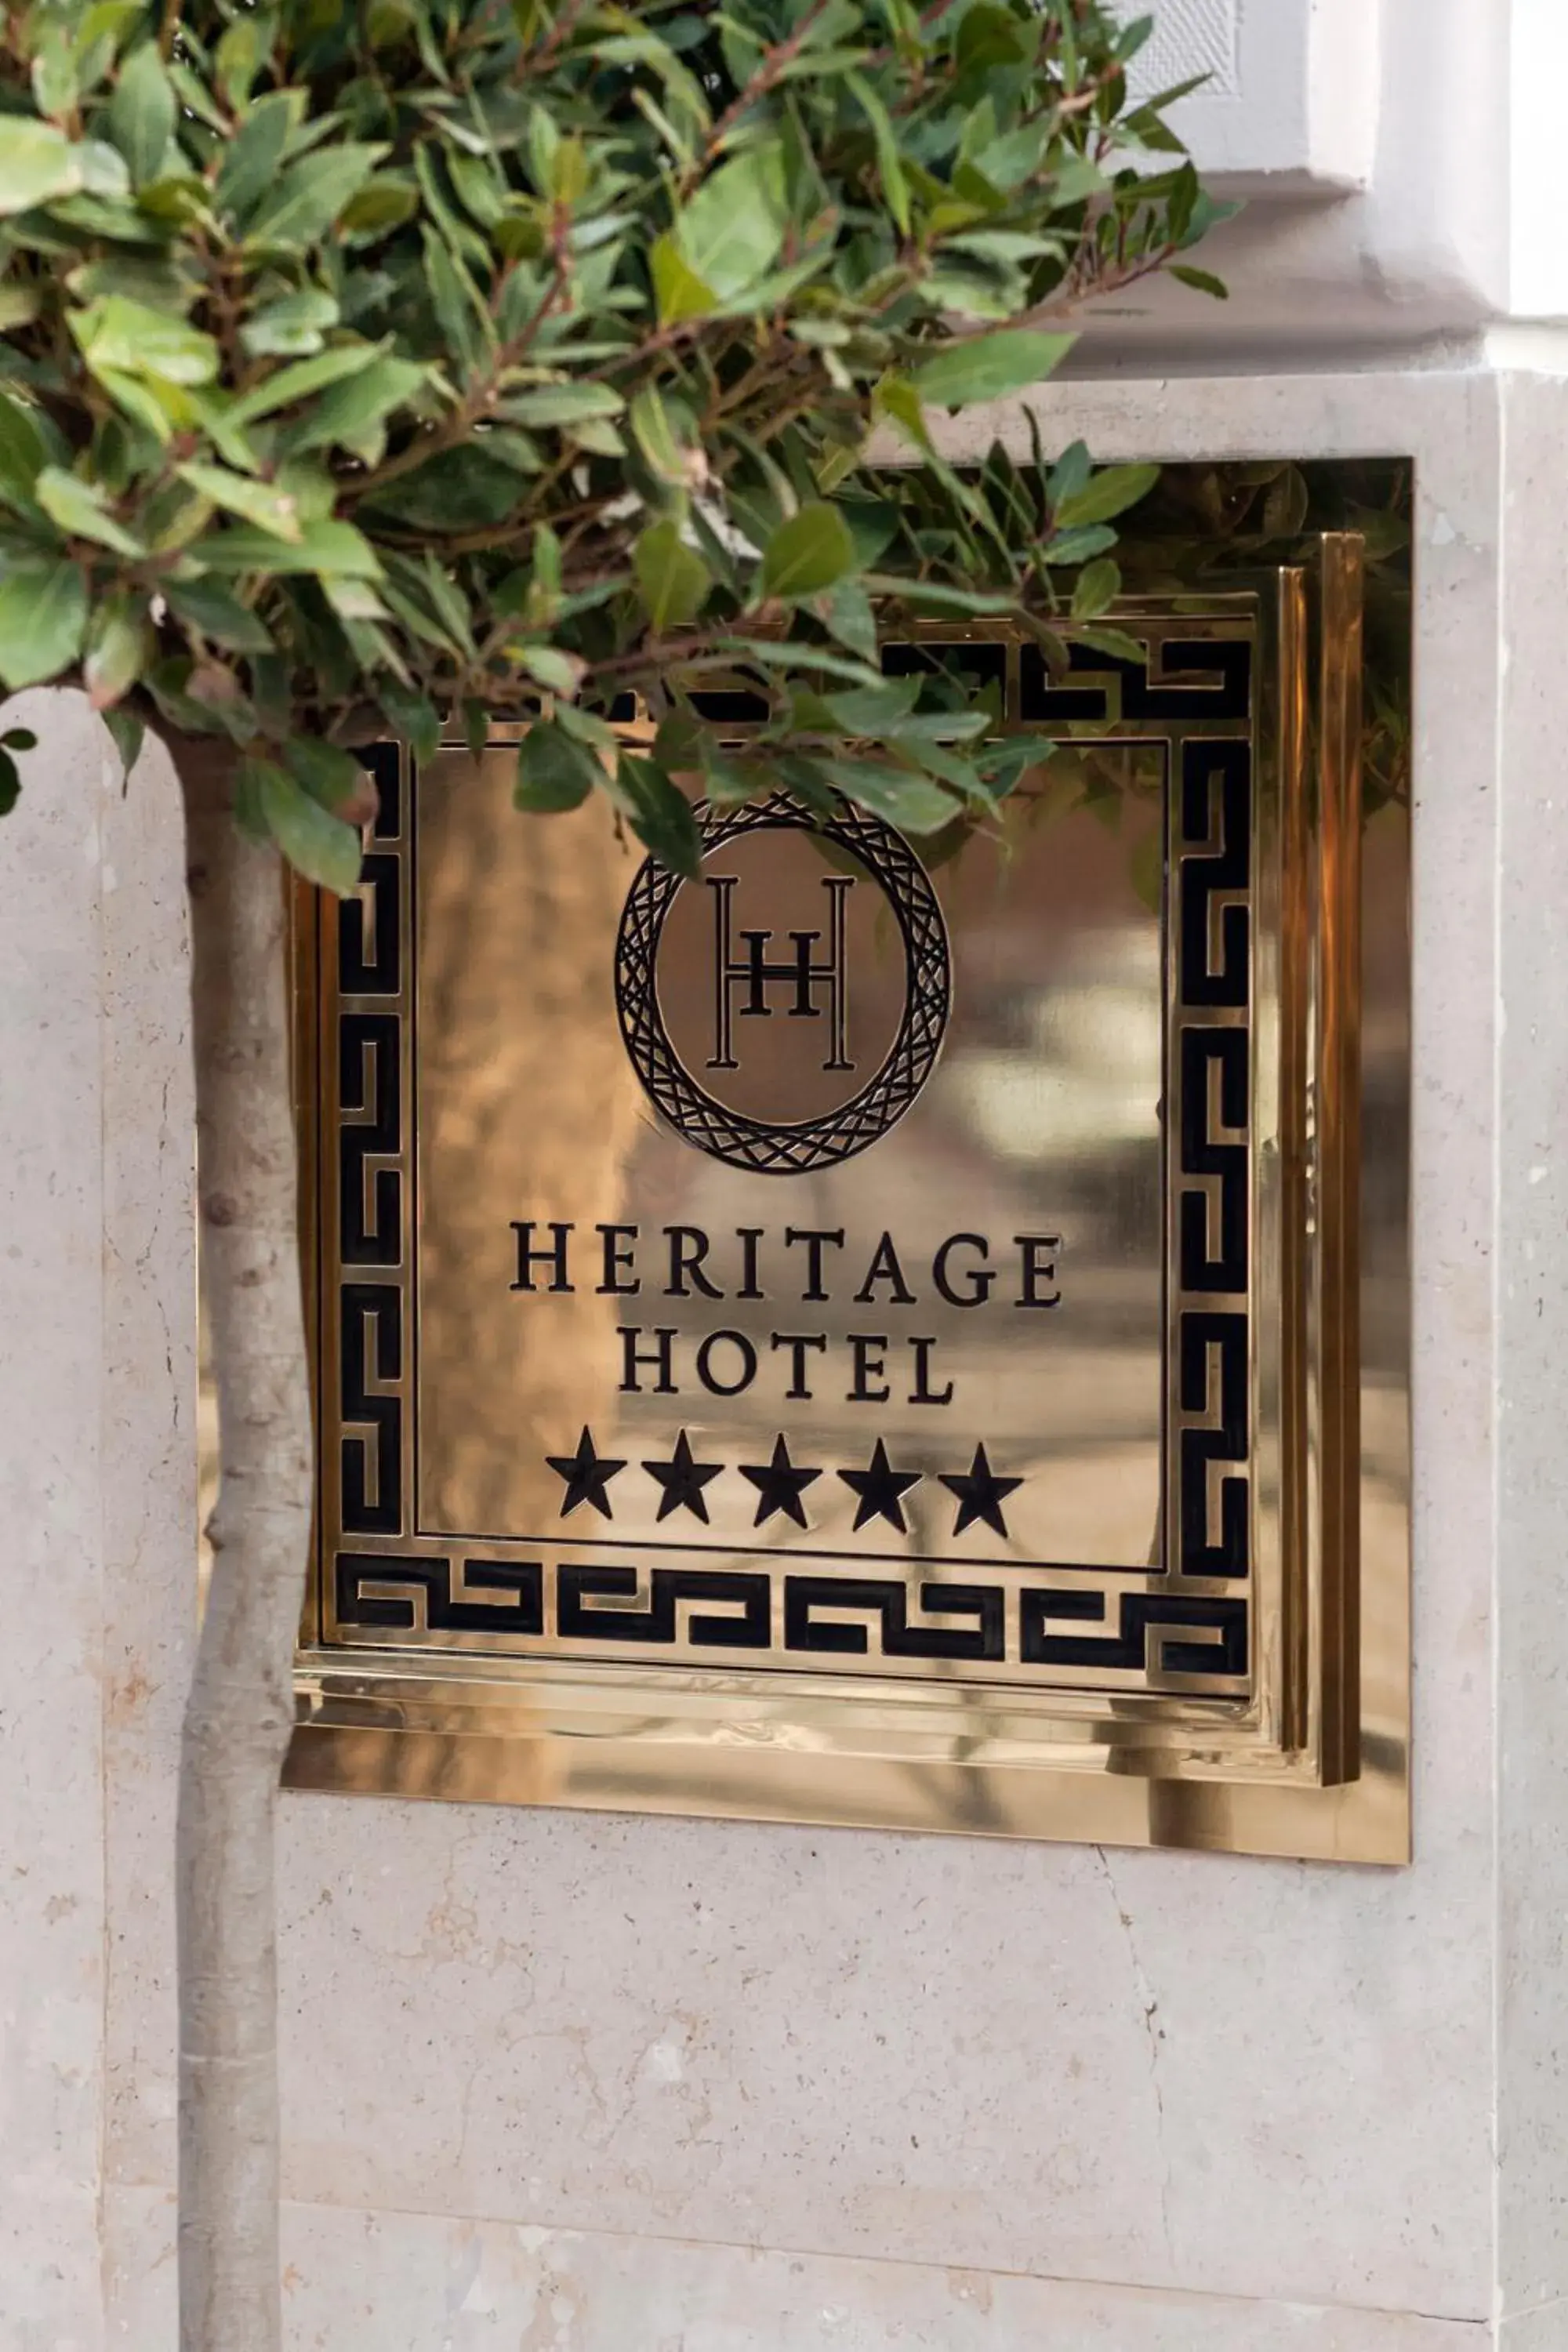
[938,1443,1024,1538]
[837,1436,921,1534]
[546,1428,1022,1541]
[738,1435,821,1528]
[642,1428,723,1524]
[544,1426,626,1519]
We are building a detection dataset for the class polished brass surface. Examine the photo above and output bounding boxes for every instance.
[285,531,1411,1861]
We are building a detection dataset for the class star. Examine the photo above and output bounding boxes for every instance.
[642,1429,724,1524]
[738,1435,822,1529]
[938,1443,1023,1539]
[838,1438,921,1534]
[546,1426,626,1520]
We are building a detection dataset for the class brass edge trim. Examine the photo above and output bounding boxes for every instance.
[281,558,1410,1862]
[1317,535,1365,1785]
[1276,568,1312,1759]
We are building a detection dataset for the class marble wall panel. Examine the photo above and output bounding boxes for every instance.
[104,2187,1487,2352]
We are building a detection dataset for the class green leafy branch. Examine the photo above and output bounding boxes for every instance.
[0,0,1228,884]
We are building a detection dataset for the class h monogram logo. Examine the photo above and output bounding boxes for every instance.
[617,794,949,1174]
[706,872,855,1074]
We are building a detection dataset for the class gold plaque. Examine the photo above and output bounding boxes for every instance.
[285,529,1410,1861]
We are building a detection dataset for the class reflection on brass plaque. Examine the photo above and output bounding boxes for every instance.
[287,528,1410,1863]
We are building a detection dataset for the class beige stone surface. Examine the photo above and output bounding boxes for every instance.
[1494,373,1568,2331]
[0,690,111,2352]
[1503,2311,1568,2352]
[105,2187,1485,2351]
[238,363,1503,2328]
[270,1797,1489,2316]
[5,361,1563,2348]
[0,693,193,2351]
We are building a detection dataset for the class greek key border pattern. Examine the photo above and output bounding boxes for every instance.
[321,627,1258,1697]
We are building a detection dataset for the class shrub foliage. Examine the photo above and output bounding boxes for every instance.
[0,0,1223,876]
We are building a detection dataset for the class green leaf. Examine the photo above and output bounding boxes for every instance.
[281,355,427,456]
[0,122,85,216]
[240,288,340,359]
[872,373,931,453]
[1071,557,1121,619]
[247,145,390,250]
[1071,624,1150,667]
[514,718,601,812]
[1041,524,1116,567]
[634,519,711,630]
[101,703,144,780]
[758,503,856,601]
[67,146,134,211]
[228,339,384,426]
[88,368,178,447]
[1054,462,1161,529]
[365,445,524,532]
[1116,12,1156,60]
[971,119,1053,193]
[194,517,383,576]
[34,466,145,557]
[818,578,877,663]
[0,557,87,688]
[284,737,366,811]
[0,394,48,503]
[215,91,299,225]
[616,753,702,877]
[107,43,176,188]
[972,737,1040,800]
[84,590,148,707]
[651,234,716,324]
[253,757,363,892]
[379,685,439,764]
[0,285,41,332]
[1170,264,1229,300]
[163,579,275,653]
[1047,441,1092,505]
[176,463,304,543]
[1048,155,1112,206]
[630,387,695,486]
[816,757,956,836]
[214,13,270,105]
[72,296,219,387]
[912,328,1076,410]
[862,575,1015,615]
[847,71,908,233]
[528,521,560,612]
[32,33,78,124]
[671,144,786,301]
[338,176,419,238]
[698,745,775,808]
[955,0,1030,68]
[551,705,619,755]
[712,635,884,692]
[499,381,625,429]
[823,677,920,732]
[515,643,586,696]
[420,221,485,371]
[564,413,625,458]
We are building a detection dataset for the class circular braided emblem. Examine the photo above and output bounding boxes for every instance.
[615,794,950,1175]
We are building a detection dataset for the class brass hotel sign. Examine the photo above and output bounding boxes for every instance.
[286,533,1410,1862]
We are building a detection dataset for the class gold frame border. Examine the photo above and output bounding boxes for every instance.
[284,535,1410,1863]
